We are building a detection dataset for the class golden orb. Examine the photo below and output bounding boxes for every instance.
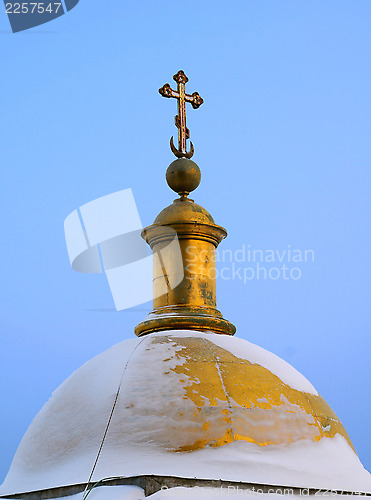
[166,158,201,196]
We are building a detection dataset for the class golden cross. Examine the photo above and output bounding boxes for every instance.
[159,70,203,159]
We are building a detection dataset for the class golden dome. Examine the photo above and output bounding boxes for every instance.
[154,198,215,226]
[141,333,352,452]
[2,330,370,497]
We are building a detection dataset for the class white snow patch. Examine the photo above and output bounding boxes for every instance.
[1,331,370,497]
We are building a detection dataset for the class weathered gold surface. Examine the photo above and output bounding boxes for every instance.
[166,158,201,197]
[135,198,236,337]
[154,198,215,226]
[129,334,354,453]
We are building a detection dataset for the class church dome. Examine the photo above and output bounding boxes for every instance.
[1,330,370,496]
[3,71,370,500]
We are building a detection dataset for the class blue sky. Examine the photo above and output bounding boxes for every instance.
[0,0,370,483]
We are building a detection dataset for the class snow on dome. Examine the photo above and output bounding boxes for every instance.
[1,330,370,497]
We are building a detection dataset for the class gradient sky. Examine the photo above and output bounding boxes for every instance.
[0,0,370,484]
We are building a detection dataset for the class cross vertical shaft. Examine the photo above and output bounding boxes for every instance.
[176,72,188,156]
[159,70,203,159]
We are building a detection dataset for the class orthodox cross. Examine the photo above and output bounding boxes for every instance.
[159,70,203,159]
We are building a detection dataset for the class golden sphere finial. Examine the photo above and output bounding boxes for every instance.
[166,158,201,197]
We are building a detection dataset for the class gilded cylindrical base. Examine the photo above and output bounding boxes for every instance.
[134,305,236,337]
